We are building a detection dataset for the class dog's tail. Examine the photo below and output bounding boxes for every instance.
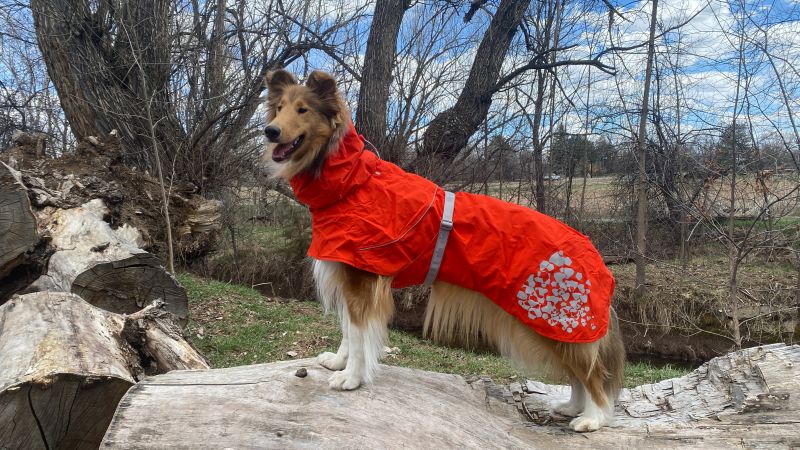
[424,282,625,404]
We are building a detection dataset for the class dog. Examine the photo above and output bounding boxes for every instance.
[261,69,625,432]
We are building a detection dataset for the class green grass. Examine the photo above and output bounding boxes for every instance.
[179,273,691,387]
[179,273,339,367]
[624,361,688,387]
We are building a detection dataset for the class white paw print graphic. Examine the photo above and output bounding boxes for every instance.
[516,251,595,333]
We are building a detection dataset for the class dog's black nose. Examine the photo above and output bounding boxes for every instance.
[264,125,281,141]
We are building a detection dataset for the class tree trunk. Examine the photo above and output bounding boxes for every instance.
[29,0,184,168]
[23,199,188,322]
[0,162,37,277]
[634,0,659,299]
[355,0,410,159]
[532,69,548,213]
[727,9,747,348]
[0,292,209,450]
[101,344,800,448]
[419,0,531,164]
[578,66,592,228]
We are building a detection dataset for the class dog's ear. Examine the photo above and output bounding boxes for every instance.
[306,71,338,98]
[265,69,297,98]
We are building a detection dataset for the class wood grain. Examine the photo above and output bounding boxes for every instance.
[24,199,187,322]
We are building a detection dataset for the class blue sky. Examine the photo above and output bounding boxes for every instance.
[284,0,799,151]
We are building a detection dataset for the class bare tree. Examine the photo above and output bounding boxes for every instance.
[633,0,658,299]
[418,0,531,167]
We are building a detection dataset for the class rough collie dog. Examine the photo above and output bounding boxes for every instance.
[262,69,625,432]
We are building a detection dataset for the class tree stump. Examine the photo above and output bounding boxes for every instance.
[0,292,209,450]
[23,199,188,322]
[0,162,38,278]
[101,344,800,449]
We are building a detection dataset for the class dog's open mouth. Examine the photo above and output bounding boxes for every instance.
[272,135,304,162]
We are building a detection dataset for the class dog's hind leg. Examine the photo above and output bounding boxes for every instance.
[552,374,585,417]
[566,308,626,431]
[556,341,614,432]
[327,264,394,390]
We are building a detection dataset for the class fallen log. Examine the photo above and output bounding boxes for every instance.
[0,292,209,450]
[23,199,188,322]
[102,344,800,449]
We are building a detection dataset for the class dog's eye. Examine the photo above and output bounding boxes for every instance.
[298,107,308,114]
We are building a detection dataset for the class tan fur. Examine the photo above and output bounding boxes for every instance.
[341,265,395,329]
[265,70,625,430]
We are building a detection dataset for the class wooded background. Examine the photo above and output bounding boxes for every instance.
[1,0,799,356]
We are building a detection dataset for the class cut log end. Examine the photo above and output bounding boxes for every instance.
[0,162,38,278]
[72,253,188,323]
[0,375,132,450]
[25,199,188,322]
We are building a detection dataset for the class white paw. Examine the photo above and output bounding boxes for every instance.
[552,401,583,417]
[317,352,347,371]
[569,415,603,432]
[328,370,362,390]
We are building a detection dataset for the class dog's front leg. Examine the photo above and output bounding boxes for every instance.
[328,319,368,390]
[314,259,349,370]
[318,306,349,370]
[314,261,392,390]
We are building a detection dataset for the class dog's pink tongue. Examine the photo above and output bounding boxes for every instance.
[273,143,291,158]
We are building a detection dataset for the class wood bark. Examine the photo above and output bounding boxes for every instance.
[355,0,411,158]
[0,292,209,450]
[102,344,799,449]
[28,1,316,193]
[531,70,548,213]
[727,10,748,348]
[23,199,188,322]
[0,162,37,278]
[419,0,531,164]
[533,0,561,214]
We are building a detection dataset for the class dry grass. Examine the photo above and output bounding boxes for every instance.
[611,254,799,345]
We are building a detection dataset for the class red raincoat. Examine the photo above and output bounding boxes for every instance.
[290,124,614,343]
